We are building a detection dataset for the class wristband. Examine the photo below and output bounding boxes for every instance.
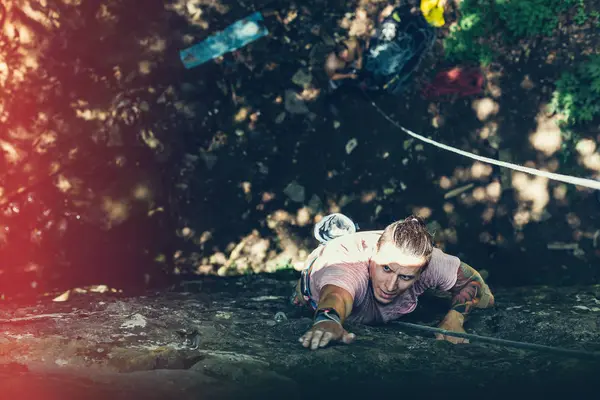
[313,307,342,325]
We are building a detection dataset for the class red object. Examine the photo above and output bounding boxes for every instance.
[421,67,485,99]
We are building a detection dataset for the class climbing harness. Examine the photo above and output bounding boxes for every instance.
[394,321,600,361]
[421,67,485,99]
[362,90,600,191]
[300,256,319,310]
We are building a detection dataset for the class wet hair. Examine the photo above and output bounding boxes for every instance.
[377,215,434,263]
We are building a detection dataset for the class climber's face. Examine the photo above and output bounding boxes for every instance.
[369,243,427,305]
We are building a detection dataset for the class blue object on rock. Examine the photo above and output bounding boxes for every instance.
[179,11,269,69]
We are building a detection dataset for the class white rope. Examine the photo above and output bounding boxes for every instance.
[367,98,600,191]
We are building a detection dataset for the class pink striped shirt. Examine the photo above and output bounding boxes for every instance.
[305,231,461,324]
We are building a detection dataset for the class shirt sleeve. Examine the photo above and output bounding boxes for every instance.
[420,248,461,292]
[310,261,369,306]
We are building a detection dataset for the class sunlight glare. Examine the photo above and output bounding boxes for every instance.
[472,98,499,121]
[529,111,562,156]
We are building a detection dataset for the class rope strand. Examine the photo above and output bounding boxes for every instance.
[394,321,600,360]
[364,92,600,191]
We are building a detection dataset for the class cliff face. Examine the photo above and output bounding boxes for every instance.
[2,0,600,302]
[1,274,599,400]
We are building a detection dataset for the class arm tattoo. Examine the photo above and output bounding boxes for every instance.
[450,262,493,315]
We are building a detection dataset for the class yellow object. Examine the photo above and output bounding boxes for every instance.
[421,0,446,27]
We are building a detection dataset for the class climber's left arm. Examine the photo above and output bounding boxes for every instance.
[436,262,495,344]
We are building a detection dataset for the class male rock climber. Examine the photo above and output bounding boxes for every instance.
[292,214,494,350]
[324,38,364,91]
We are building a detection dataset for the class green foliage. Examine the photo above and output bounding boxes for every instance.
[443,0,496,64]
[574,0,588,25]
[592,11,600,27]
[495,0,575,38]
[273,259,295,271]
[444,0,578,64]
[573,0,600,26]
[549,55,600,126]
[556,127,582,168]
